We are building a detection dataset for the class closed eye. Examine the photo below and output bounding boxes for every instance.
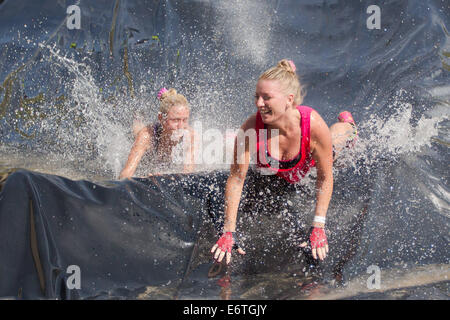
[255,94,270,101]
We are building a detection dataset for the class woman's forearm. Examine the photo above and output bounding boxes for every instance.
[220,116,253,233]
[119,152,142,179]
[313,171,333,227]
[223,173,246,232]
[120,130,151,179]
[119,167,134,179]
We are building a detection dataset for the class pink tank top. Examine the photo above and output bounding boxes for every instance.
[255,105,316,184]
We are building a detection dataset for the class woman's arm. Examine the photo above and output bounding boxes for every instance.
[222,149,250,232]
[309,111,334,260]
[211,115,256,264]
[119,127,152,179]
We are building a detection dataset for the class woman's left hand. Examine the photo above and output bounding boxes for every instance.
[300,227,329,260]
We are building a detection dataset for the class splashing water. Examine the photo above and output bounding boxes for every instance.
[2,44,446,181]
[332,90,445,177]
[0,0,449,300]
[213,0,274,66]
[36,44,133,178]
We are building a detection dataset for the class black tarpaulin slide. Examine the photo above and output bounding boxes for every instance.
[2,165,446,300]
[0,168,321,300]
[0,169,231,299]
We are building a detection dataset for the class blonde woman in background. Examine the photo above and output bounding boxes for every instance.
[119,88,196,179]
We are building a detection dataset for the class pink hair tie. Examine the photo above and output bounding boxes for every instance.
[287,60,296,72]
[157,87,168,100]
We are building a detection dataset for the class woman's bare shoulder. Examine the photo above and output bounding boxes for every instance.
[310,111,329,134]
[135,124,154,143]
[309,110,331,149]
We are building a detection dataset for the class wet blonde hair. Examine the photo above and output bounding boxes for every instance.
[158,88,189,116]
[258,59,305,106]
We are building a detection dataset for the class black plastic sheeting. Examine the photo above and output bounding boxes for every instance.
[0,164,448,299]
[0,169,221,299]
[0,167,324,299]
[0,0,449,300]
[0,166,360,299]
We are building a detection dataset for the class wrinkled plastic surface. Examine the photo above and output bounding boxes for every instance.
[0,0,449,299]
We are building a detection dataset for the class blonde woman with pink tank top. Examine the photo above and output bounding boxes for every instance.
[211,59,358,264]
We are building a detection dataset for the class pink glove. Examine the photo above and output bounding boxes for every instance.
[310,227,328,249]
[215,232,237,253]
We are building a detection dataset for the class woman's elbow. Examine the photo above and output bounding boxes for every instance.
[316,168,333,183]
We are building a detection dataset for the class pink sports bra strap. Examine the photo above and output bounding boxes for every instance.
[297,105,313,156]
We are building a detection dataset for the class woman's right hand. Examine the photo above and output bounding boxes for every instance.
[210,232,245,265]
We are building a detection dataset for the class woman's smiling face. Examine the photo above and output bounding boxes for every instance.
[254,79,293,124]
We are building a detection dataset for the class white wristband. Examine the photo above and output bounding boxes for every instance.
[313,216,326,224]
